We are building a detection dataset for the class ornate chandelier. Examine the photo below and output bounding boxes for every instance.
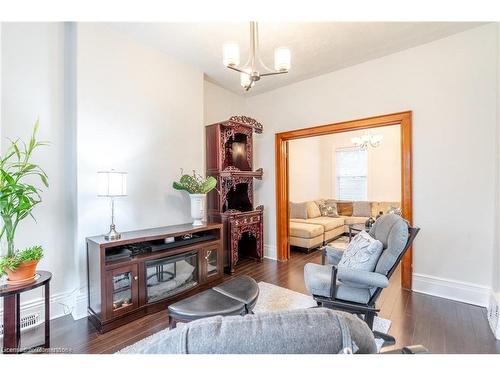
[222,22,291,91]
[351,134,384,150]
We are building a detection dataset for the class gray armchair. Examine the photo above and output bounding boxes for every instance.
[304,214,419,329]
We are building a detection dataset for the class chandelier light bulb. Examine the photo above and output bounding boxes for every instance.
[240,72,252,88]
[351,137,362,146]
[222,23,291,91]
[361,134,371,143]
[371,135,384,147]
[223,42,240,67]
[274,47,291,71]
[351,134,383,149]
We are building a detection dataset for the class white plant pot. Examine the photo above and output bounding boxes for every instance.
[189,193,206,226]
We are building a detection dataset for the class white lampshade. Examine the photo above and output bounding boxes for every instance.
[240,72,252,88]
[98,171,127,197]
[223,42,240,67]
[274,47,291,71]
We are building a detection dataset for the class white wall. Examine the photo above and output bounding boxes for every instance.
[1,23,206,322]
[494,24,500,295]
[288,137,330,202]
[246,24,498,302]
[491,23,500,339]
[204,80,245,125]
[1,23,77,317]
[74,24,205,316]
[289,125,401,203]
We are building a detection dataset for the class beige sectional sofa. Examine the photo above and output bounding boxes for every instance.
[289,200,400,251]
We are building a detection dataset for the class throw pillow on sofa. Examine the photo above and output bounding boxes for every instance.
[318,199,339,217]
[290,202,308,219]
[338,231,383,272]
[307,201,321,218]
[337,201,353,216]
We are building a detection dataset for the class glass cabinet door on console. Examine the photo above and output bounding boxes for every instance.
[201,246,222,282]
[106,264,139,318]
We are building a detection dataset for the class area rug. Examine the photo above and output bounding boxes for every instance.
[118,281,391,353]
[254,282,391,351]
[326,235,350,251]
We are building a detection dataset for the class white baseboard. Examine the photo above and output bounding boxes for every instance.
[487,291,500,340]
[264,244,277,260]
[412,273,490,307]
[71,290,89,320]
[0,289,76,325]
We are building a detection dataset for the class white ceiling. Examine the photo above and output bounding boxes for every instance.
[111,22,485,96]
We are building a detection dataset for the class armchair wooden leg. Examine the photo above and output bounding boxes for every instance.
[364,311,375,330]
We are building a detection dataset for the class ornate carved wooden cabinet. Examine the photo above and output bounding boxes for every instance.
[206,116,264,273]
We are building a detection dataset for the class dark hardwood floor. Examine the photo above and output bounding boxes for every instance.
[9,250,500,354]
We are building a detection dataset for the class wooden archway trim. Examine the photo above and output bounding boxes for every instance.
[275,111,413,290]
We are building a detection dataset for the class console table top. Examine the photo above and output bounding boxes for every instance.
[86,222,222,247]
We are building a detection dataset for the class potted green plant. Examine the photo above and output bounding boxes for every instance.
[172,169,216,226]
[0,121,49,284]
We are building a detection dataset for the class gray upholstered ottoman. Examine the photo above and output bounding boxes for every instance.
[168,276,259,328]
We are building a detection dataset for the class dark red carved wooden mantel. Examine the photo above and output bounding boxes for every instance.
[206,116,264,273]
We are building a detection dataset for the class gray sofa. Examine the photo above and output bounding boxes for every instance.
[119,308,378,354]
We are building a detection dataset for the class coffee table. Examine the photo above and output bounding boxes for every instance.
[347,223,371,241]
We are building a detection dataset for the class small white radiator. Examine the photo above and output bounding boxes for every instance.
[0,312,41,336]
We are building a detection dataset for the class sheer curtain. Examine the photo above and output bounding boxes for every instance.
[335,147,367,201]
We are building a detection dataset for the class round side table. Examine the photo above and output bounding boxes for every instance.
[0,271,52,354]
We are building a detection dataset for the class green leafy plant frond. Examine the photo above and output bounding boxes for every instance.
[0,245,44,276]
[0,256,21,276]
[172,169,217,194]
[18,245,44,263]
[0,120,49,259]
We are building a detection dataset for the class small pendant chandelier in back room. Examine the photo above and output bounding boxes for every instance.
[222,22,291,91]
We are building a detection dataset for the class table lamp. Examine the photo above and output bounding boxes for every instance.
[98,170,127,240]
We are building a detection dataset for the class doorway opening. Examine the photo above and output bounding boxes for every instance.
[275,111,413,289]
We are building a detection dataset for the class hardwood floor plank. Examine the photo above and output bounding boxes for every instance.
[443,298,468,353]
[411,293,431,350]
[425,295,446,354]
[468,304,500,354]
[386,292,417,349]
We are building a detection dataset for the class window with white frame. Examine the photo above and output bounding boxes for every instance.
[335,147,367,201]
